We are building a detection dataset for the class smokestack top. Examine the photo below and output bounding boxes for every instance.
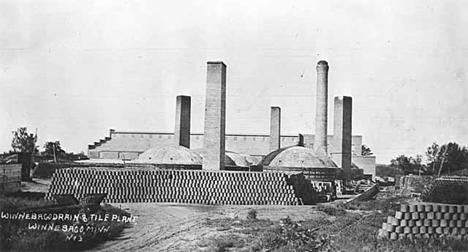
[207,61,227,67]
[316,60,329,72]
[317,60,328,65]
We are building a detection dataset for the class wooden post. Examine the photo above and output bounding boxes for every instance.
[437,147,448,177]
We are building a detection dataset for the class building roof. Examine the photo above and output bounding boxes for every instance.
[135,146,202,165]
[259,146,337,168]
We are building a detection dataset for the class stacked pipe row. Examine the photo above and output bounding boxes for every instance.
[45,168,300,205]
[378,203,468,240]
[421,176,468,204]
[0,163,22,194]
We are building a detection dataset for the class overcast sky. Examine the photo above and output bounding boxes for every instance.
[1,0,467,163]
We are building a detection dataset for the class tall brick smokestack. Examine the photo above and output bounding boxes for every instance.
[314,60,329,157]
[332,96,352,181]
[202,61,227,170]
[174,95,191,148]
[269,107,281,152]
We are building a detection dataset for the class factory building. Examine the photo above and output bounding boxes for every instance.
[88,131,366,160]
[87,60,376,178]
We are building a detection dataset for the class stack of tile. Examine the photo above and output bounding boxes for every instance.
[45,168,300,205]
[422,176,468,204]
[378,203,468,240]
[0,163,22,194]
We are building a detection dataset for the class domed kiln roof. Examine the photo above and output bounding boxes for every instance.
[259,146,337,168]
[136,145,202,165]
[191,149,255,167]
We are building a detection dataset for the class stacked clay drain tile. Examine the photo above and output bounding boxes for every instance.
[378,203,468,240]
[422,176,468,204]
[45,168,300,205]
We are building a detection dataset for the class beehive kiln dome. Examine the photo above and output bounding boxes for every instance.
[136,146,202,165]
[225,151,251,167]
[259,146,337,168]
[191,149,254,167]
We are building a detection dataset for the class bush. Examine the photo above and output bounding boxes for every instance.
[247,209,257,220]
[211,235,244,252]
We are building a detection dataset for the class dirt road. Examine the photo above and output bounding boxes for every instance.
[88,203,321,252]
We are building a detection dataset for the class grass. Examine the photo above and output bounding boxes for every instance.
[0,195,131,251]
[247,208,257,220]
[316,204,347,216]
[200,192,468,252]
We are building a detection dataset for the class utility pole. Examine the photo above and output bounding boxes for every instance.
[30,128,38,180]
[437,146,449,177]
[52,142,57,163]
[32,128,38,163]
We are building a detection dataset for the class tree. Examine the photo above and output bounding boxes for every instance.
[425,142,440,175]
[43,141,66,161]
[69,151,88,161]
[11,127,38,153]
[390,154,425,175]
[361,144,373,156]
[427,142,468,175]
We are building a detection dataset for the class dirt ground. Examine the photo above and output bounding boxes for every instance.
[87,203,326,252]
[21,178,51,193]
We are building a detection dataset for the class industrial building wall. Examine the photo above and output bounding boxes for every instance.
[88,131,364,160]
[352,155,377,178]
[301,134,362,157]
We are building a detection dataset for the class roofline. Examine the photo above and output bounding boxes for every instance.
[109,130,363,138]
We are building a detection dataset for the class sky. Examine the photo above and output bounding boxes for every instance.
[1,0,467,164]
